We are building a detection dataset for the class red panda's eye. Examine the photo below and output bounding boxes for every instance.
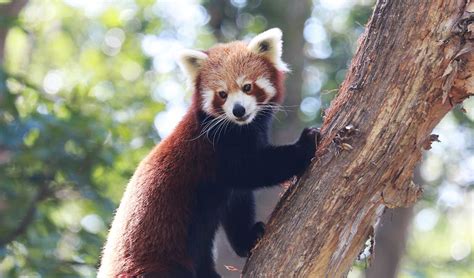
[218,91,227,99]
[242,84,252,93]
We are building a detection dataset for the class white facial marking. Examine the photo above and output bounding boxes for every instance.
[217,81,227,89]
[201,89,214,113]
[255,77,276,101]
[236,76,246,87]
[202,81,228,114]
[223,91,257,125]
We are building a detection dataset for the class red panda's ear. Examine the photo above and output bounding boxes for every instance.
[247,28,289,72]
[178,49,208,86]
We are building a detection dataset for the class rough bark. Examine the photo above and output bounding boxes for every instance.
[243,0,474,277]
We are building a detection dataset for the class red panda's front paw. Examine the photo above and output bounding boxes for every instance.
[248,221,265,255]
[237,222,265,258]
[252,221,265,240]
[297,127,321,160]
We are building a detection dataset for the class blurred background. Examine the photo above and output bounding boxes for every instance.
[0,0,472,277]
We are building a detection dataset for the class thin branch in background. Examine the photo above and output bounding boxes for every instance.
[0,181,51,247]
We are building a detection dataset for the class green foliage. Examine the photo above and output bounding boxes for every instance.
[0,0,166,276]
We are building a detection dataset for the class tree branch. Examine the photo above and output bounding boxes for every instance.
[243,0,473,276]
[0,182,50,247]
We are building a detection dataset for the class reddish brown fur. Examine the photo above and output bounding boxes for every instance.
[99,102,217,276]
[253,85,269,103]
[269,70,285,104]
[211,92,226,112]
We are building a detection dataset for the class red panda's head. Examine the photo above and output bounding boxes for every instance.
[178,28,289,125]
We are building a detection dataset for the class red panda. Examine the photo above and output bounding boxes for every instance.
[98,28,319,278]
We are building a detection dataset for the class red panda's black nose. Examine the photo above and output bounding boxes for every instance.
[232,103,246,118]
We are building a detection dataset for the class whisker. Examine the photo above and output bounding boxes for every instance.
[257,103,293,115]
[215,118,228,145]
[188,114,226,142]
[207,116,227,146]
[258,109,283,122]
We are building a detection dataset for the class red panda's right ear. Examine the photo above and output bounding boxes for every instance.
[178,49,208,86]
[247,28,289,72]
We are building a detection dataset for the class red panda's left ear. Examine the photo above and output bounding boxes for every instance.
[247,28,289,72]
[178,49,208,86]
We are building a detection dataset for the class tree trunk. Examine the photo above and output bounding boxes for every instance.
[243,0,474,277]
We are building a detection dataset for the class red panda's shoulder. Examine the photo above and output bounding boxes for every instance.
[139,110,216,185]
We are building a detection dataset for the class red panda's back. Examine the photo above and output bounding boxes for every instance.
[98,111,215,277]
